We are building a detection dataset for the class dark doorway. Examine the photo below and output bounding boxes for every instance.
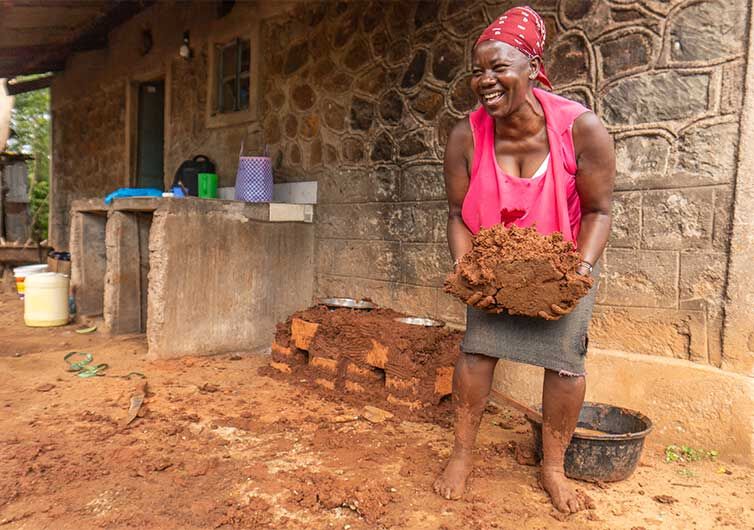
[136,81,165,189]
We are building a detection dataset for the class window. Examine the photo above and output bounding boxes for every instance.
[205,22,259,128]
[215,38,250,113]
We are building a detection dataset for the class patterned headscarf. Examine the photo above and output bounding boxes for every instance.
[475,6,553,89]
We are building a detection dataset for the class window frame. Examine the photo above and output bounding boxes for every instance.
[205,20,260,129]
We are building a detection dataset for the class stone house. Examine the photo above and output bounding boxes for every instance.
[1,0,753,460]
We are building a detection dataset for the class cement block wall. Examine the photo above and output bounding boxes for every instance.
[49,1,754,373]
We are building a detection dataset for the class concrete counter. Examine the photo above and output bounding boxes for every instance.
[70,197,315,359]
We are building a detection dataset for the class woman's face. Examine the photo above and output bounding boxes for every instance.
[470,40,536,119]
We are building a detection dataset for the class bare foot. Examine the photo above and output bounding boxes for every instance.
[433,450,473,500]
[541,466,593,513]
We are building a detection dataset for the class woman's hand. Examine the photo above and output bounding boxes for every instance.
[466,291,504,314]
[538,272,593,320]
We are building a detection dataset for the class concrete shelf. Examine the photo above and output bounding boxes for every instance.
[69,197,315,358]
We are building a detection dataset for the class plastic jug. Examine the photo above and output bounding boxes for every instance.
[13,263,49,299]
[24,272,70,327]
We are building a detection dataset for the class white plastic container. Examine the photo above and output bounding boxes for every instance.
[13,263,49,299]
[24,272,70,327]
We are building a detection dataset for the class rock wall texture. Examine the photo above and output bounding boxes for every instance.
[51,84,126,246]
[257,0,750,370]
[49,0,752,372]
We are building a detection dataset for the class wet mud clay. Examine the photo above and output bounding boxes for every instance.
[268,305,461,421]
[2,291,754,529]
[444,224,593,318]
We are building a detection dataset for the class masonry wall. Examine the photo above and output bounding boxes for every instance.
[258,0,750,371]
[50,0,752,373]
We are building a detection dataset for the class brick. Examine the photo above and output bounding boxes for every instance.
[386,375,420,396]
[366,339,388,369]
[385,202,448,243]
[673,120,738,187]
[602,249,678,308]
[345,380,365,393]
[329,239,401,282]
[614,134,672,191]
[387,394,424,410]
[318,165,399,204]
[401,243,452,286]
[679,252,727,316]
[271,340,292,357]
[316,204,388,240]
[362,405,394,423]
[291,318,319,350]
[642,189,713,250]
[270,361,292,374]
[309,356,338,374]
[316,238,337,275]
[315,378,335,391]
[609,192,641,249]
[345,361,384,383]
[435,288,466,325]
[400,163,445,201]
[434,367,454,396]
[391,283,439,320]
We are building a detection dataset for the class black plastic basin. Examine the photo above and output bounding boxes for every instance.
[527,402,653,482]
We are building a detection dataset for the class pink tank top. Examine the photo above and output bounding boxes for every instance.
[461,88,589,243]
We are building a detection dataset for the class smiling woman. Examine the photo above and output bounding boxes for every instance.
[433,5,616,516]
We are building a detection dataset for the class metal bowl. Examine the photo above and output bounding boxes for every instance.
[319,297,376,310]
[394,316,445,327]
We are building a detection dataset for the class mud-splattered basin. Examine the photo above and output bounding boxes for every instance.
[319,298,376,310]
[394,317,445,327]
[527,402,653,482]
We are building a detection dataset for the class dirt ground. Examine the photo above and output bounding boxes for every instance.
[1,290,753,530]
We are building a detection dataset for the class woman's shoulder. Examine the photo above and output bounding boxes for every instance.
[447,115,474,147]
[535,88,590,130]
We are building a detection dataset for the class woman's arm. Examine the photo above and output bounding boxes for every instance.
[444,119,474,262]
[444,118,497,310]
[572,111,616,275]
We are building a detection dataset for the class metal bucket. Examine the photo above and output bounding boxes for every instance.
[527,402,653,482]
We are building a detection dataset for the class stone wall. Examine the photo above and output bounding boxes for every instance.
[257,0,750,371]
[51,83,126,246]
[48,0,752,373]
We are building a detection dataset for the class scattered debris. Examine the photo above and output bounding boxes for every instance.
[362,405,393,424]
[75,326,97,334]
[229,354,243,361]
[652,494,678,504]
[199,382,219,393]
[35,383,55,392]
[123,378,148,427]
[664,444,718,463]
[514,442,538,466]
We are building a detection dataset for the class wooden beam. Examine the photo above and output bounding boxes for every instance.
[0,60,64,78]
[0,43,62,58]
[5,74,53,95]
[0,0,155,79]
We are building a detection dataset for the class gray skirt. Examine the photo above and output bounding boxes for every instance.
[461,267,600,375]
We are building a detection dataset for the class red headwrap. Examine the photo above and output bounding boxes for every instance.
[475,6,553,89]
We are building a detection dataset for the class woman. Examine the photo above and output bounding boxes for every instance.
[433,6,615,514]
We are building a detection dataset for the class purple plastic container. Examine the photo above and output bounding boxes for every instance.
[234,156,273,203]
